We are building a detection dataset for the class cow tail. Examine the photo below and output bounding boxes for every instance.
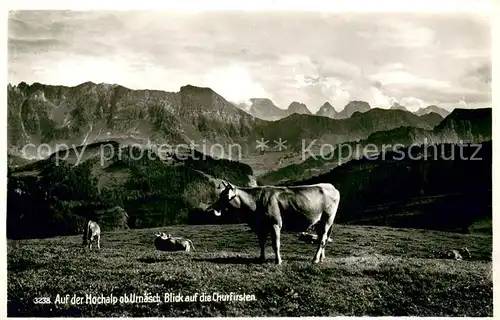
[83,220,90,245]
[86,220,92,240]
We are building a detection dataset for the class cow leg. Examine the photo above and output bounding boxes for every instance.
[313,223,326,263]
[314,228,330,263]
[315,201,339,263]
[89,236,93,250]
[270,224,282,265]
[97,234,101,249]
[313,218,335,263]
[257,231,268,262]
[321,224,334,261]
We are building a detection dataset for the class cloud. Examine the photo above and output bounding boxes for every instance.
[444,48,490,59]
[370,87,397,108]
[202,63,271,104]
[399,97,427,111]
[460,63,491,87]
[371,70,452,88]
[369,63,453,90]
[359,18,436,49]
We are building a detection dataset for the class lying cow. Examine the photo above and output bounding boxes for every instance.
[154,232,195,252]
[297,232,333,244]
[439,247,471,260]
[208,181,340,265]
[83,220,101,250]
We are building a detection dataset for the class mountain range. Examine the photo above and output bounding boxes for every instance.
[250,108,443,152]
[258,108,492,185]
[238,96,451,120]
[8,82,264,158]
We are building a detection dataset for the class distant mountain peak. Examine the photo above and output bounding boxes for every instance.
[344,101,371,111]
[316,102,338,118]
[250,98,274,104]
[180,84,214,93]
[77,81,98,87]
[97,82,120,89]
[415,105,451,118]
[337,100,371,119]
[245,98,285,120]
[390,102,408,111]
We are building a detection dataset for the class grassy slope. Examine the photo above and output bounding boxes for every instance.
[283,143,492,232]
[8,224,492,317]
[7,143,255,238]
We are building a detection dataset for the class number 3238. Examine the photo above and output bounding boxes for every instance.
[33,297,51,304]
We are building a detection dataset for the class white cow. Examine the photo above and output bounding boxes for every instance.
[440,247,471,260]
[83,220,101,250]
[208,181,340,264]
[154,232,195,252]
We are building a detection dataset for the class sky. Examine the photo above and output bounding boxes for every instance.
[8,10,491,113]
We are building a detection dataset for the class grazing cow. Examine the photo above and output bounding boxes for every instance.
[297,232,333,244]
[208,181,340,264]
[154,232,195,252]
[83,220,101,250]
[440,247,471,260]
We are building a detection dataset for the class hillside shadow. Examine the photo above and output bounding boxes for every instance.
[137,257,167,264]
[194,255,311,265]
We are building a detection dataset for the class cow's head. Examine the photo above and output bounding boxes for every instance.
[209,181,238,217]
[155,232,168,238]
